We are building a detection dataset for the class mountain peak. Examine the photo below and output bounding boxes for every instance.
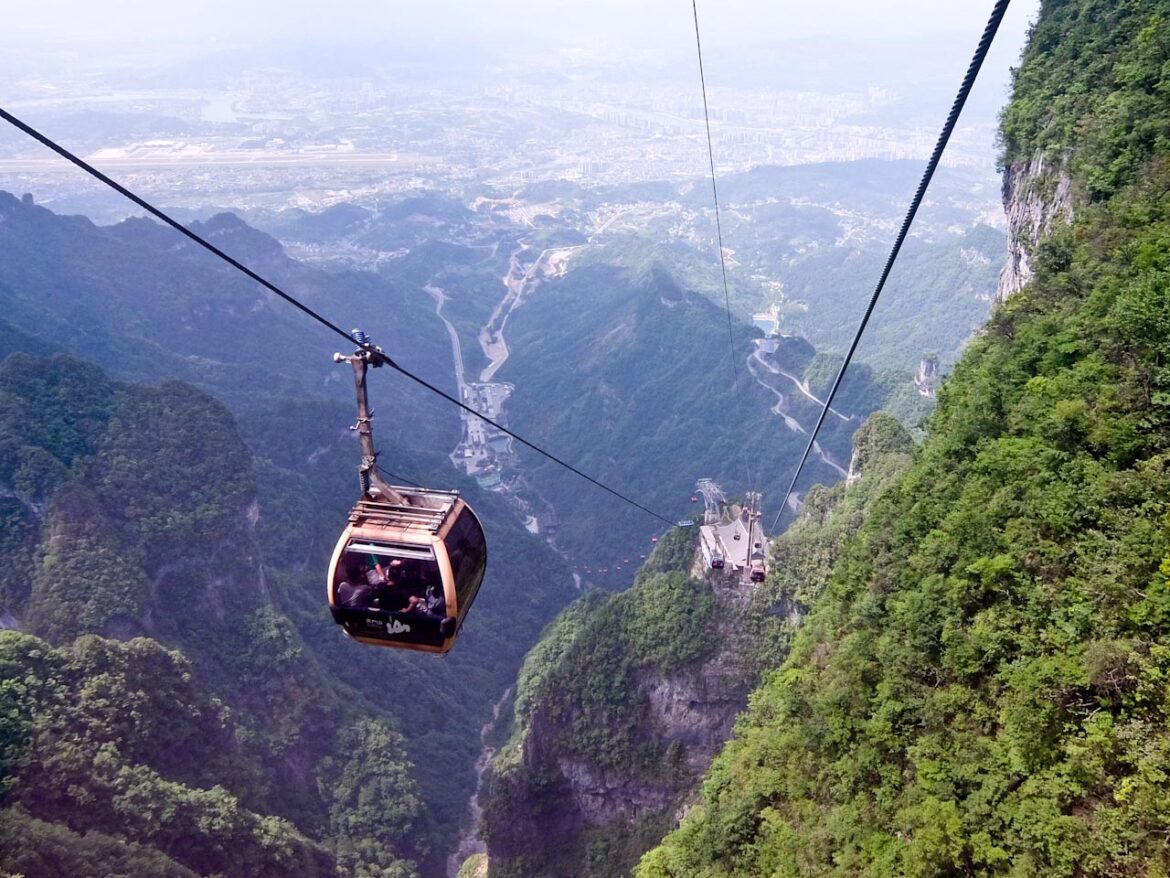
[188,211,285,260]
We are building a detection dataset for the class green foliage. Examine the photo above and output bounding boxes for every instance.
[25,487,147,643]
[0,632,334,878]
[0,355,118,475]
[623,570,718,674]
[491,563,720,805]
[0,355,263,648]
[82,379,257,561]
[779,222,1004,373]
[639,8,1170,871]
[803,351,841,399]
[457,853,488,878]
[1001,0,1170,200]
[516,566,717,775]
[0,806,200,878]
[319,719,422,878]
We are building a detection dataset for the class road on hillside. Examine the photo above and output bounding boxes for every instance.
[745,350,848,478]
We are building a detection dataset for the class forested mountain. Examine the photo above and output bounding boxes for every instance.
[0,349,580,877]
[0,191,458,450]
[0,6,1057,876]
[0,171,910,875]
[0,196,581,875]
[258,187,932,578]
[480,414,915,877]
[497,261,864,564]
[632,0,1170,874]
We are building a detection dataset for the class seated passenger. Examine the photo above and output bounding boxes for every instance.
[370,563,423,613]
[336,563,375,609]
[364,555,390,588]
[414,582,446,619]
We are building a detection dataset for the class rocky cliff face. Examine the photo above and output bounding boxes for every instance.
[995,149,1075,302]
[488,656,749,865]
[913,352,940,399]
[480,415,915,878]
[480,564,758,878]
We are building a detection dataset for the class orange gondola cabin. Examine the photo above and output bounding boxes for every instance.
[328,488,486,653]
[327,331,487,653]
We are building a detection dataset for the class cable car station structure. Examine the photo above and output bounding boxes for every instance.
[698,488,767,583]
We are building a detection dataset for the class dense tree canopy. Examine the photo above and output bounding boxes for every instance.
[639,2,1170,873]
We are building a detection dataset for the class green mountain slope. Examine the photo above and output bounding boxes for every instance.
[0,198,590,873]
[0,192,459,453]
[498,261,880,568]
[0,352,577,877]
[480,414,914,878]
[0,634,340,878]
[638,1,1170,874]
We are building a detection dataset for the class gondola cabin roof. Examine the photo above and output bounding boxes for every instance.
[348,488,462,536]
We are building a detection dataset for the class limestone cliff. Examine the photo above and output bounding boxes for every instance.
[994,149,1075,302]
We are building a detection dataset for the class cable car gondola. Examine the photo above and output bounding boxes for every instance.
[327,332,487,653]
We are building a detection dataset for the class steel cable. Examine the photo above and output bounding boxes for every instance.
[770,0,1012,532]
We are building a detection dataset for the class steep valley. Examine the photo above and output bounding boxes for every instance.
[462,2,1170,875]
[480,415,915,878]
[0,200,581,876]
[0,16,1086,877]
[0,147,1008,874]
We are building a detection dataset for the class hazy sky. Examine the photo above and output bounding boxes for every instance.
[10,0,1037,58]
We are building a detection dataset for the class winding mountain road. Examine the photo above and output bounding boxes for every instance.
[745,348,848,479]
[749,344,852,422]
[479,243,585,382]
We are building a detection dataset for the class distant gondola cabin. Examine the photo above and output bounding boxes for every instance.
[328,487,486,653]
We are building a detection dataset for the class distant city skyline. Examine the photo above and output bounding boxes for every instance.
[1,0,1038,230]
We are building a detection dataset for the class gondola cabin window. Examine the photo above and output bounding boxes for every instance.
[332,541,453,649]
[447,512,487,621]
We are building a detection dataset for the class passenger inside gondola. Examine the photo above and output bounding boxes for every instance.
[336,550,441,614]
[417,581,446,619]
[368,558,420,612]
[337,562,375,609]
[331,539,460,646]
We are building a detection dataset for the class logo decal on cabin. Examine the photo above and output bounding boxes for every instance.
[386,619,412,634]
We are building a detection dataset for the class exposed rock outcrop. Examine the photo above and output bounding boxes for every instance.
[914,351,940,399]
[482,609,755,873]
[995,149,1075,302]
